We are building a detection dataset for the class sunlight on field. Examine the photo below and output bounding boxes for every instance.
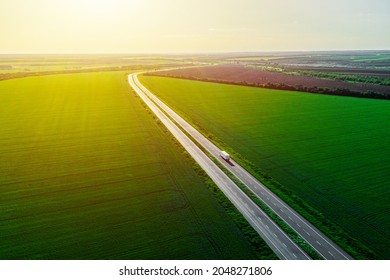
[0,72,261,259]
[228,57,285,61]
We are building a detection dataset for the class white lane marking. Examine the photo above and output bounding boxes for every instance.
[283,243,287,248]
[316,241,322,246]
[328,251,334,257]
[240,205,291,260]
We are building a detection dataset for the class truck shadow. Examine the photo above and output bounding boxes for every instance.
[226,160,235,167]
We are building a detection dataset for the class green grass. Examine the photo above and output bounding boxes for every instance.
[140,75,390,259]
[0,72,263,260]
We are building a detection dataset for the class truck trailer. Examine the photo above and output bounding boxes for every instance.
[220,151,230,161]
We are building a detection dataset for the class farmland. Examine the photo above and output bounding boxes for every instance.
[227,51,390,70]
[0,54,189,74]
[153,64,390,98]
[0,55,195,84]
[0,71,264,259]
[139,75,390,259]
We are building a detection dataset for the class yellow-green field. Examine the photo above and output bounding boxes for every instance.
[140,75,390,259]
[0,55,186,75]
[0,72,266,259]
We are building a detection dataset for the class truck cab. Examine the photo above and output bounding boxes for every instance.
[220,151,230,161]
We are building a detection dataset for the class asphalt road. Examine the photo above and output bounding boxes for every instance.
[133,73,353,260]
[128,74,310,260]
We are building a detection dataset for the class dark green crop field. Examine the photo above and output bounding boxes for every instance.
[140,75,390,259]
[0,72,260,260]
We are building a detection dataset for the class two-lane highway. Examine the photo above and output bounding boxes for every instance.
[128,74,310,260]
[133,73,353,260]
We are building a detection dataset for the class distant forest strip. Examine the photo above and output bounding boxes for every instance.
[289,70,390,86]
[148,65,390,100]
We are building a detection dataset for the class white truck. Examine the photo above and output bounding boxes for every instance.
[220,151,230,161]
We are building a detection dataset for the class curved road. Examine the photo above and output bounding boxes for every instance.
[128,74,310,260]
[132,73,353,260]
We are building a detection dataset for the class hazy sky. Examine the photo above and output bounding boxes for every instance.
[1,0,389,53]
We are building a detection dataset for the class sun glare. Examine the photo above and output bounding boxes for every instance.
[70,0,118,16]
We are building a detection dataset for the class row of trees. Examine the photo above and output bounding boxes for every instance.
[297,70,390,86]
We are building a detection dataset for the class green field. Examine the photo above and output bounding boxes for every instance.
[349,54,390,62]
[140,75,390,258]
[0,72,263,260]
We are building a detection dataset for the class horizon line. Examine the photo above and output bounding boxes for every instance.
[1,49,390,56]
